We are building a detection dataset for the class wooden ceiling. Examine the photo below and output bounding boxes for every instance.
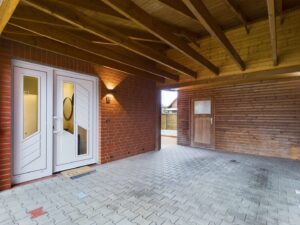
[1,0,300,86]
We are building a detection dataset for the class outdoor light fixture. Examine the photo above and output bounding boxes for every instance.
[105,89,115,104]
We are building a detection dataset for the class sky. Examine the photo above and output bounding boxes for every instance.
[161,90,178,107]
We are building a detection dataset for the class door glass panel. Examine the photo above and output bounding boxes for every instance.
[23,76,39,138]
[77,126,87,155]
[63,82,74,134]
[194,100,211,114]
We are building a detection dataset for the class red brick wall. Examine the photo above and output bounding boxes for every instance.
[98,67,156,163]
[0,39,157,190]
[178,79,300,160]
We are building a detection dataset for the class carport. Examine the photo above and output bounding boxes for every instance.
[0,0,300,224]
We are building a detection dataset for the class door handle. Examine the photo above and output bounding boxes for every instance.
[53,116,63,134]
[210,117,213,125]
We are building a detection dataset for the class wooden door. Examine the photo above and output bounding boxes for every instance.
[191,99,214,148]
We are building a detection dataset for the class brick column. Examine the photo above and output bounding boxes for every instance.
[0,47,12,190]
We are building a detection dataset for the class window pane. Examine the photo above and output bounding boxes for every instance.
[63,83,74,134]
[78,126,87,155]
[23,76,38,138]
[194,100,211,114]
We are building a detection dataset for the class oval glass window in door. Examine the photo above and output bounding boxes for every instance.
[63,82,74,134]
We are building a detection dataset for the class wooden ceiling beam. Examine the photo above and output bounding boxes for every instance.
[101,0,219,76]
[14,4,167,44]
[267,0,278,66]
[224,0,249,33]
[23,0,196,78]
[3,24,37,36]
[51,0,200,46]
[12,5,80,30]
[0,0,20,34]
[1,34,165,83]
[55,0,144,32]
[182,0,245,71]
[9,20,178,81]
[160,65,300,90]
[13,16,167,45]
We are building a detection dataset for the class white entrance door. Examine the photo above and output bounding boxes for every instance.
[53,71,98,172]
[13,62,53,184]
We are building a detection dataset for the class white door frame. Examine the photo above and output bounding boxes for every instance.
[53,69,99,172]
[12,59,99,184]
[12,60,53,184]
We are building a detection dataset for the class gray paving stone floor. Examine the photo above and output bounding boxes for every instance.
[1,142,300,225]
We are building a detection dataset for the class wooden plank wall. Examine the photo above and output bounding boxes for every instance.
[177,78,300,159]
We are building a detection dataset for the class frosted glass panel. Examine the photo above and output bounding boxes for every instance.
[194,100,211,114]
[23,76,38,138]
[78,126,87,155]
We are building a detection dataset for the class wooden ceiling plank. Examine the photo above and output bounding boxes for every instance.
[3,23,37,36]
[182,0,245,71]
[267,0,278,66]
[224,0,249,33]
[0,0,20,34]
[14,5,163,43]
[59,0,145,32]
[11,16,82,31]
[9,20,178,81]
[158,0,196,19]
[23,0,196,78]
[101,0,219,76]
[1,34,165,83]
[48,0,197,45]
[277,0,284,24]
[53,0,127,19]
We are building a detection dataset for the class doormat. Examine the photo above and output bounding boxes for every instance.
[28,207,46,218]
[61,166,95,179]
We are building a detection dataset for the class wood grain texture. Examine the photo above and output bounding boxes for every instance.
[1,35,165,82]
[178,78,300,160]
[0,0,20,34]
[9,21,176,81]
[267,0,278,66]
[23,0,196,78]
[182,0,245,70]
[102,0,218,76]
[224,0,249,33]
[193,117,211,145]
[164,9,300,83]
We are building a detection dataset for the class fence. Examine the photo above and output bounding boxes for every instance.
[161,113,177,130]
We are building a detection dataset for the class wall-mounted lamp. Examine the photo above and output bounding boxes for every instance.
[105,89,115,104]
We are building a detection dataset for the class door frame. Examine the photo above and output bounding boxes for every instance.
[12,60,53,184]
[53,69,99,172]
[190,97,215,149]
[12,59,99,183]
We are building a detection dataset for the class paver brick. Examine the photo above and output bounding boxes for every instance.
[1,143,300,225]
